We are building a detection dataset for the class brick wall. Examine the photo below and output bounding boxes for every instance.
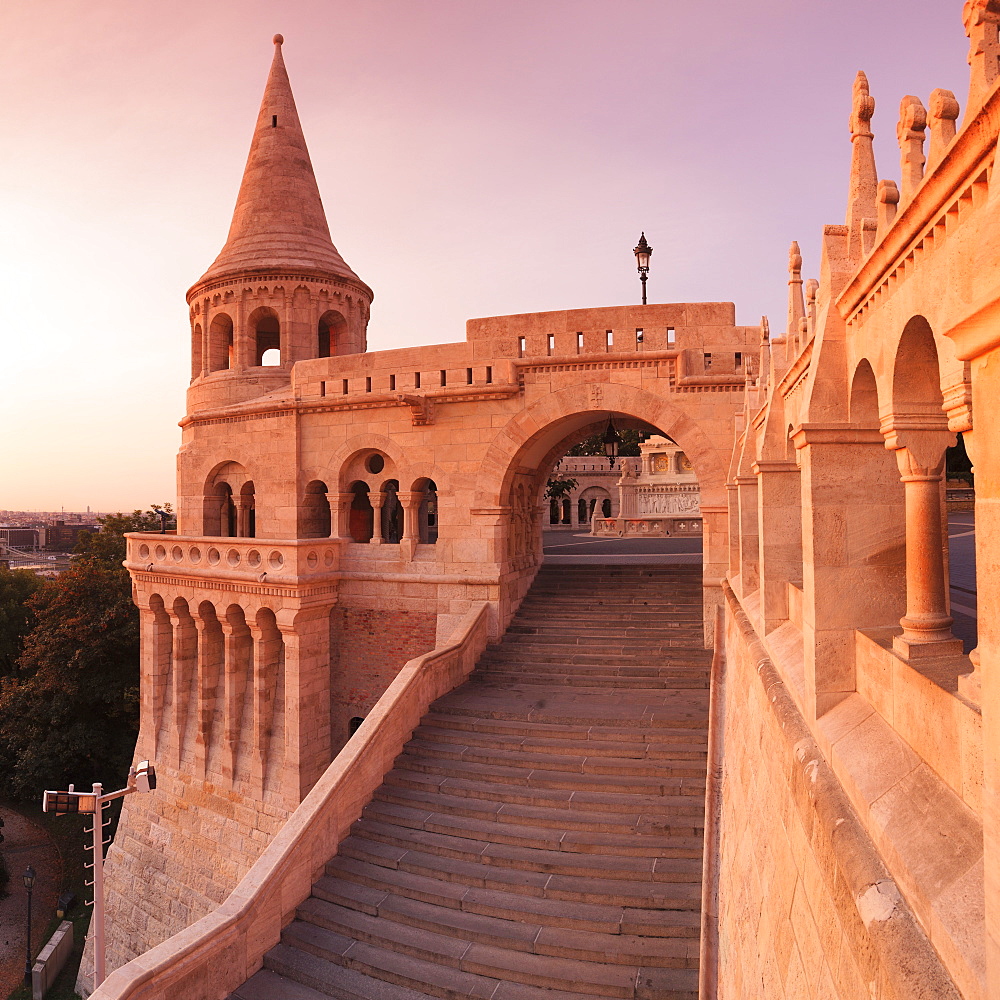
[329,607,437,753]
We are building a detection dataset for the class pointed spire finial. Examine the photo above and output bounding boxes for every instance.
[927,89,960,169]
[897,96,927,200]
[786,241,805,346]
[273,33,284,46]
[963,1,1000,118]
[846,71,879,260]
[191,33,368,295]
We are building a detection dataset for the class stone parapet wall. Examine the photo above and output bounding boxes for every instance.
[715,583,963,1000]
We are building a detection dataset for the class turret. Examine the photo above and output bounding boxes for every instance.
[186,35,372,409]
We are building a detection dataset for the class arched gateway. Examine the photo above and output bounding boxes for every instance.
[94,34,758,991]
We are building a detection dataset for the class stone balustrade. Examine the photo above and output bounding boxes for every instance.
[125,533,343,586]
[89,601,491,1000]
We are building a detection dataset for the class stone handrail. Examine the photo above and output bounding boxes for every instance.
[90,601,492,1000]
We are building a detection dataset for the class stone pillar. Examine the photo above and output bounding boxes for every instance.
[795,424,907,719]
[139,603,172,760]
[327,492,353,540]
[248,619,281,794]
[369,492,385,545]
[726,481,740,578]
[234,496,251,538]
[277,607,333,805]
[754,460,802,633]
[191,608,222,775]
[220,615,251,784]
[701,504,729,648]
[890,444,963,658]
[398,491,422,560]
[735,475,759,595]
[167,605,197,769]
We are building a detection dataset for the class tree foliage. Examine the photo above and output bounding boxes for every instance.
[544,477,578,501]
[0,568,44,677]
[0,507,170,802]
[566,428,644,458]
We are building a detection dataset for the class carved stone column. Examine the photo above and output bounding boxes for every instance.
[167,604,196,770]
[191,607,223,777]
[753,460,802,633]
[398,491,423,561]
[735,475,760,595]
[891,444,963,657]
[234,496,251,538]
[369,492,385,544]
[326,492,354,540]
[219,616,251,784]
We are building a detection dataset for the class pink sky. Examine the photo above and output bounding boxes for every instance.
[1,0,968,512]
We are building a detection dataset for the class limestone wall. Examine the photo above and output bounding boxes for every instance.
[714,585,962,1000]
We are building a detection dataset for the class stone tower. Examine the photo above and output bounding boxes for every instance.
[186,34,372,413]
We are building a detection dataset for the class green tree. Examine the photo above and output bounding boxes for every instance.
[0,567,44,677]
[544,477,578,501]
[0,506,170,802]
[567,428,644,458]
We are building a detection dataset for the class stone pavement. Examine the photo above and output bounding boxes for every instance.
[230,563,709,999]
[0,807,62,999]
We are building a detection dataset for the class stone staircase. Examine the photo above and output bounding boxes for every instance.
[230,565,710,1000]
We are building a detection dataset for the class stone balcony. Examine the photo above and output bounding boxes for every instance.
[125,533,343,588]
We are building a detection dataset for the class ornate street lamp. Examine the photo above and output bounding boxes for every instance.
[603,417,621,469]
[633,232,653,305]
[23,866,35,985]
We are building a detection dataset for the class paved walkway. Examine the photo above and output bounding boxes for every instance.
[0,807,62,999]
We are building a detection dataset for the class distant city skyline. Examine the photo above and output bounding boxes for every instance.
[2,0,968,510]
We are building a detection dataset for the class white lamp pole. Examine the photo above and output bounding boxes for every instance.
[43,760,156,990]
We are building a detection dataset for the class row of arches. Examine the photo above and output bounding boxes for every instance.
[192,308,349,378]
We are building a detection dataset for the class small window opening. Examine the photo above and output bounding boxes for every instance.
[486,366,493,384]
[576,332,584,353]
[735,352,743,367]
[320,381,326,398]
[342,379,349,395]
[466,367,473,385]
[636,328,644,347]
[348,717,365,736]
[260,348,281,366]
[606,330,613,350]
[365,376,372,393]
[667,326,676,344]
[389,374,396,391]
[704,353,712,368]
[547,333,555,355]
[440,369,447,386]
[272,115,278,128]
[415,372,421,389]
[518,336,526,358]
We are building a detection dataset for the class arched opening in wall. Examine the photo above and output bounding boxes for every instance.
[413,478,438,544]
[240,481,256,538]
[250,309,281,366]
[300,480,331,538]
[602,498,612,517]
[891,318,972,653]
[381,480,402,544]
[318,310,347,359]
[192,323,203,380]
[208,313,234,372]
[349,481,374,542]
[212,483,236,537]
[348,716,365,737]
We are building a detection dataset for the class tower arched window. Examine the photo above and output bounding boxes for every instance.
[251,310,281,366]
[349,482,374,543]
[381,480,402,544]
[208,313,234,372]
[318,310,347,359]
[414,479,438,543]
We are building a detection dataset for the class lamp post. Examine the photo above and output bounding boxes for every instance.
[23,866,35,986]
[42,761,157,991]
[603,417,621,470]
[633,232,653,305]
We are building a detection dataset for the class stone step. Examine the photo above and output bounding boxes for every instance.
[401,737,706,778]
[297,895,697,970]
[361,800,702,858]
[373,784,703,838]
[332,843,702,909]
[419,713,709,746]
[411,724,708,760]
[346,822,703,883]
[471,672,708,691]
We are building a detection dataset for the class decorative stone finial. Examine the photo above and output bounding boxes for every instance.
[786,241,805,341]
[897,96,927,200]
[846,71,879,260]
[805,279,819,338]
[877,179,900,236]
[927,88,961,169]
[963,0,1000,118]
[273,33,284,45]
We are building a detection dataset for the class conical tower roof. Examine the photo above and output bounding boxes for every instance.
[192,35,365,292]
